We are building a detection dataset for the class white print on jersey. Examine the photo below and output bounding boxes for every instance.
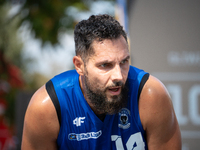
[111,132,145,150]
[73,117,86,127]
[68,130,102,141]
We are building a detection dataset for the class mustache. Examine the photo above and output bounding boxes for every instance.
[106,81,124,89]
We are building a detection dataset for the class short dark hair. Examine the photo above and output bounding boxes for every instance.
[74,14,127,62]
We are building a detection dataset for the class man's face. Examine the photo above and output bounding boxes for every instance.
[82,36,130,114]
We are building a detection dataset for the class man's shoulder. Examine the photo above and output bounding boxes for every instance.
[139,75,181,149]
[27,85,56,116]
[139,75,170,105]
[139,75,173,129]
[22,85,59,149]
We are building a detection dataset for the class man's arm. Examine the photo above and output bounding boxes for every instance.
[139,75,181,150]
[21,85,60,150]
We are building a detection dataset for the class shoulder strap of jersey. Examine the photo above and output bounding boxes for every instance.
[45,80,61,126]
[137,73,149,101]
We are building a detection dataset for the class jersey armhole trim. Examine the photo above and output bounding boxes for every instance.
[137,73,149,101]
[45,80,61,126]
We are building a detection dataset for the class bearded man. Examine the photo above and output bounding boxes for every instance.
[22,14,181,150]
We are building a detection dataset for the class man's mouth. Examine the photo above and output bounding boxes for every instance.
[108,87,121,95]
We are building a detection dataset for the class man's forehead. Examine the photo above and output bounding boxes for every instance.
[92,38,128,54]
[88,49,130,64]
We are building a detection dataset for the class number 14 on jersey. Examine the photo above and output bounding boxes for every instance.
[111,132,145,150]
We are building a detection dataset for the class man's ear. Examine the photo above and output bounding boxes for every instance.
[73,56,84,76]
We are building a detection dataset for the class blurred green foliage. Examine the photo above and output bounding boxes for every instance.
[20,0,89,45]
[0,4,23,68]
[0,0,115,127]
[0,0,90,127]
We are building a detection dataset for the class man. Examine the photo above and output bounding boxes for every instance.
[22,14,181,150]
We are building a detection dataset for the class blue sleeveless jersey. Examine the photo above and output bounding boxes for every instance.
[50,66,148,150]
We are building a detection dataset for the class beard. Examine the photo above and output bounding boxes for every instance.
[84,75,129,115]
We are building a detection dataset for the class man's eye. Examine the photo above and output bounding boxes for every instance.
[100,63,113,68]
[101,63,108,68]
[121,59,128,64]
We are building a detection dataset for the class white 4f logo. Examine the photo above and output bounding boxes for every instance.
[73,117,85,127]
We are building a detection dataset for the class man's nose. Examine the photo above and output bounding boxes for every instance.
[111,65,123,82]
